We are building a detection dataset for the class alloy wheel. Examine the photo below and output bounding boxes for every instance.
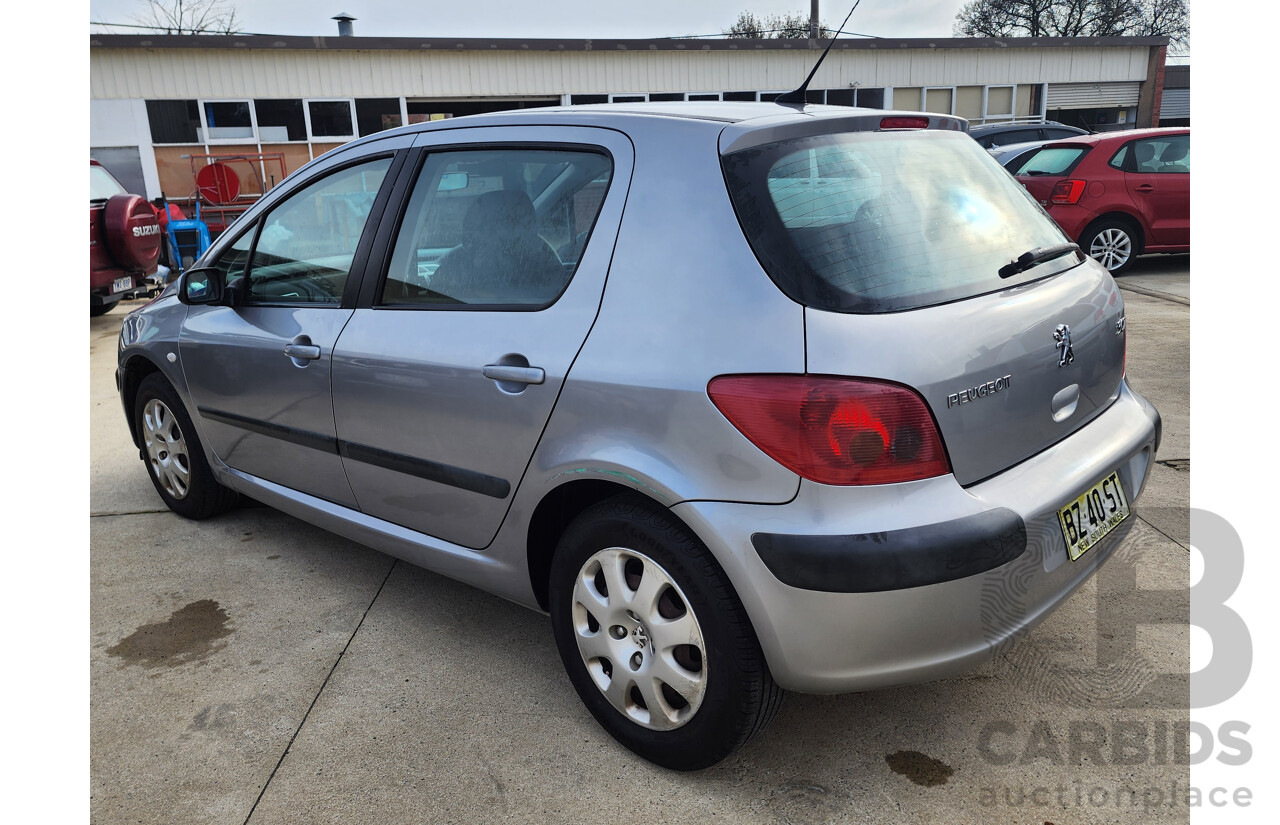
[1088,227,1133,271]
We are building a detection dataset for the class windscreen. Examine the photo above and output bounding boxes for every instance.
[721,130,1075,313]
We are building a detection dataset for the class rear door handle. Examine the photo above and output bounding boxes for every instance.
[282,343,322,361]
[483,365,545,385]
[1134,184,1155,193]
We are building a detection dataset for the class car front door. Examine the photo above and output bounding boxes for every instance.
[330,127,633,549]
[1121,133,1190,248]
[180,150,403,507]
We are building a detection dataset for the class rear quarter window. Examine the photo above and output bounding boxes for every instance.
[722,130,1074,313]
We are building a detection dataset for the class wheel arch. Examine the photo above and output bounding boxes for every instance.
[1081,211,1146,256]
[119,353,167,448]
[526,479,694,612]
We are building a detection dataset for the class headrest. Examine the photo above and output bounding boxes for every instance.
[463,190,537,236]
[1160,139,1188,163]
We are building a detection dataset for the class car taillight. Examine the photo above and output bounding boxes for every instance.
[1050,179,1086,205]
[707,375,951,485]
[880,116,930,130]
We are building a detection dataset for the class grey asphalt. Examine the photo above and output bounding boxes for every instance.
[91,255,1191,824]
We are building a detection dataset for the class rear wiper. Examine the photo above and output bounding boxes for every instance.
[999,243,1081,279]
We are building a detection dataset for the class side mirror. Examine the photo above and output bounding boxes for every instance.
[177,267,225,306]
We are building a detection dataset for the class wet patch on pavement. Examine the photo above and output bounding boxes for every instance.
[106,599,233,667]
[885,750,954,787]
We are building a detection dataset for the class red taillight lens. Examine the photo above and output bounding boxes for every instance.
[880,116,930,130]
[707,375,951,485]
[1050,179,1086,205]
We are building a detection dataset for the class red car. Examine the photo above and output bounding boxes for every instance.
[1013,128,1189,274]
[90,159,162,316]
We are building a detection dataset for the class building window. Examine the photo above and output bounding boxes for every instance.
[924,87,955,114]
[649,92,685,102]
[570,94,608,105]
[609,95,646,103]
[307,100,356,139]
[255,99,307,141]
[146,100,201,144]
[202,101,254,141]
[356,98,404,136]
[983,85,1016,123]
[688,93,720,101]
[723,91,757,101]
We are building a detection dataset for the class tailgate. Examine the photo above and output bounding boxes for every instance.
[805,261,1126,486]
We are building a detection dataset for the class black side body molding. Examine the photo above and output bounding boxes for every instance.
[198,406,510,499]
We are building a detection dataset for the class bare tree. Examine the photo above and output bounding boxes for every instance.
[134,0,241,35]
[725,10,833,38]
[954,0,1187,47]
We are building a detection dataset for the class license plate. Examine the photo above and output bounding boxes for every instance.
[112,276,133,293]
[1057,470,1129,562]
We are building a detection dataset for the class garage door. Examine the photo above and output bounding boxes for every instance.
[1046,82,1141,109]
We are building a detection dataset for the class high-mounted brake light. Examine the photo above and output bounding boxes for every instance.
[707,375,951,486]
[879,116,931,130]
[1050,179,1086,205]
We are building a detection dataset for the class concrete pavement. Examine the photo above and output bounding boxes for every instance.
[91,259,1191,824]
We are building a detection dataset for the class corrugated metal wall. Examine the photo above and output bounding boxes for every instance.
[90,45,1154,100]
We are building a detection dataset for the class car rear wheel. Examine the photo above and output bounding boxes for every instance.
[1081,219,1138,274]
[549,494,782,771]
[134,373,238,519]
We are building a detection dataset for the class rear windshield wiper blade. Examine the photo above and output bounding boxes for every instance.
[999,243,1081,279]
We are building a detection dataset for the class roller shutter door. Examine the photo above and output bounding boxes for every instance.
[1046,82,1141,108]
[1160,89,1190,119]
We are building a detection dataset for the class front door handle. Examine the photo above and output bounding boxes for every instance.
[283,343,321,361]
[483,365,545,385]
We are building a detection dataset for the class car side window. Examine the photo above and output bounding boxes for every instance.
[381,148,613,308]
[208,225,255,285]
[989,129,1040,147]
[1043,128,1081,141]
[1130,134,1189,174]
[1108,144,1129,170]
[245,157,392,304]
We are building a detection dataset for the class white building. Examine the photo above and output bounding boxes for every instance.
[90,32,1171,205]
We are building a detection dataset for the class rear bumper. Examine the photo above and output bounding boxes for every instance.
[672,379,1160,694]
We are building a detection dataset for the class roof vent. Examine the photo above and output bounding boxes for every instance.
[332,12,356,37]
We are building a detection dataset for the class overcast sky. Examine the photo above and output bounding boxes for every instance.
[88,0,972,40]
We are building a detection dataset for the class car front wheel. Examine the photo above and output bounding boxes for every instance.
[134,373,238,519]
[1081,219,1138,274]
[548,494,782,770]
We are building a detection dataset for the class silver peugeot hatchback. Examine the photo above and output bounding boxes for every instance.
[117,103,1160,770]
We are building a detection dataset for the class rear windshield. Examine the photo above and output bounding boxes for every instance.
[721,130,1075,314]
[1012,146,1087,176]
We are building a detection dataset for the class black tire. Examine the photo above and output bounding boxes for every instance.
[90,297,121,317]
[1080,217,1141,275]
[133,373,238,519]
[549,494,783,771]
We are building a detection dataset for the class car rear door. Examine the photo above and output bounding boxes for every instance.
[179,146,407,507]
[330,126,633,549]
[1121,133,1190,247]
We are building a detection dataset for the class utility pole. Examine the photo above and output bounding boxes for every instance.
[810,0,820,39]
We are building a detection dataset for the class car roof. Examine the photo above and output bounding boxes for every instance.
[1038,127,1190,148]
[969,121,1077,135]
[338,101,965,151]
